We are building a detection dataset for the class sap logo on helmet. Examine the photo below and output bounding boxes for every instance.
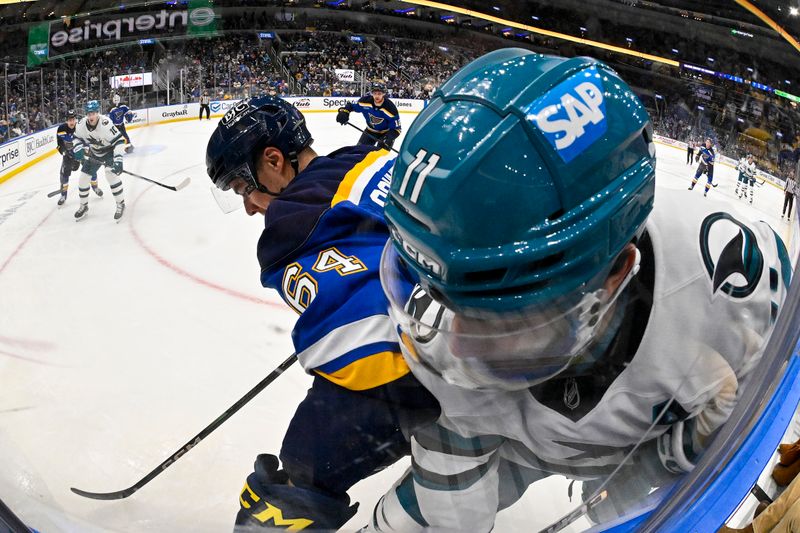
[526,67,608,163]
[391,226,442,276]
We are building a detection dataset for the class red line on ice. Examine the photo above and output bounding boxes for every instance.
[0,207,55,276]
[128,187,285,309]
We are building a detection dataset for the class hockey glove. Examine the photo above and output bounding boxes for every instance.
[124,112,134,123]
[336,108,350,125]
[379,130,400,151]
[235,454,358,531]
[112,158,123,175]
[70,158,81,172]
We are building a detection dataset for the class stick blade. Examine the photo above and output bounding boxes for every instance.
[70,485,138,500]
[173,177,191,191]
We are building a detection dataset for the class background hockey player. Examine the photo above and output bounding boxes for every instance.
[367,49,792,532]
[689,138,716,196]
[55,110,102,206]
[205,96,438,531]
[108,93,134,153]
[735,153,757,204]
[336,83,401,150]
[73,100,126,222]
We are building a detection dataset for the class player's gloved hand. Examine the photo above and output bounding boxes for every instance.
[112,158,123,175]
[70,158,81,172]
[124,112,133,123]
[73,144,85,161]
[379,130,400,151]
[235,454,358,531]
[336,108,350,125]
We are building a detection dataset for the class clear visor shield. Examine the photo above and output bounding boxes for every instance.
[209,162,258,214]
[380,243,633,391]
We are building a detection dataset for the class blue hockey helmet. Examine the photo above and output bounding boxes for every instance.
[65,110,77,120]
[370,82,387,94]
[206,96,313,193]
[380,48,656,390]
[85,100,100,113]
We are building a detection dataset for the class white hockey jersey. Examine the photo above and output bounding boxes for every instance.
[737,158,756,180]
[367,189,792,532]
[73,115,125,159]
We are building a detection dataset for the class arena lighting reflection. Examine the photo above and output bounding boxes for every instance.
[401,0,800,105]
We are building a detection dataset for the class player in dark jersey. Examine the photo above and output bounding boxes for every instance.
[55,110,102,206]
[206,96,438,531]
[336,83,402,150]
[108,94,134,153]
[688,138,716,197]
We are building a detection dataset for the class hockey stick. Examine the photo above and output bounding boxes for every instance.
[70,352,298,500]
[47,189,63,198]
[86,156,191,192]
[346,122,400,154]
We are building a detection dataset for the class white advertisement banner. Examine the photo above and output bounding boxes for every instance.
[334,69,356,82]
[209,100,240,115]
[0,139,21,173]
[126,109,148,126]
[207,97,425,115]
[147,103,199,124]
[110,72,153,89]
[24,129,56,159]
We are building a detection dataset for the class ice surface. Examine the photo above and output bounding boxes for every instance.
[0,114,795,532]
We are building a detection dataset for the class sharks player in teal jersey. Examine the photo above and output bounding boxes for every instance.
[367,49,791,531]
[336,83,402,150]
[206,96,438,531]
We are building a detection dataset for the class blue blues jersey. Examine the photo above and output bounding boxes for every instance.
[56,123,75,155]
[346,95,401,133]
[108,104,133,126]
[698,146,715,165]
[258,144,407,390]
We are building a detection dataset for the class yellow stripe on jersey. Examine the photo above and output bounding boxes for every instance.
[315,350,410,391]
[330,149,388,207]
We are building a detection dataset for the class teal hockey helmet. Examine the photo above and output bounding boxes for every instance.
[85,100,100,113]
[384,48,655,313]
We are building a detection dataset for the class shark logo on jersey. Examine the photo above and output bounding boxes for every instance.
[526,67,607,163]
[699,212,763,299]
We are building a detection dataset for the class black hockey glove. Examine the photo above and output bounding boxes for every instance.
[70,158,81,172]
[379,130,400,151]
[112,158,123,175]
[235,454,358,531]
[336,108,350,125]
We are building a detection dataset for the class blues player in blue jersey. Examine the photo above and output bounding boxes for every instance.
[688,137,716,196]
[206,96,438,531]
[55,110,102,206]
[109,94,134,153]
[336,83,402,150]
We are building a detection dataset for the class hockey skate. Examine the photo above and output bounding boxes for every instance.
[114,201,125,222]
[57,193,67,207]
[125,144,134,154]
[74,204,88,221]
[92,185,104,198]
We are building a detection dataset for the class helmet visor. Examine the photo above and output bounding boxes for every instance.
[380,242,617,391]
[209,162,258,214]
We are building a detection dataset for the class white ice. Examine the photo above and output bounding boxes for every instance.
[0,114,796,533]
